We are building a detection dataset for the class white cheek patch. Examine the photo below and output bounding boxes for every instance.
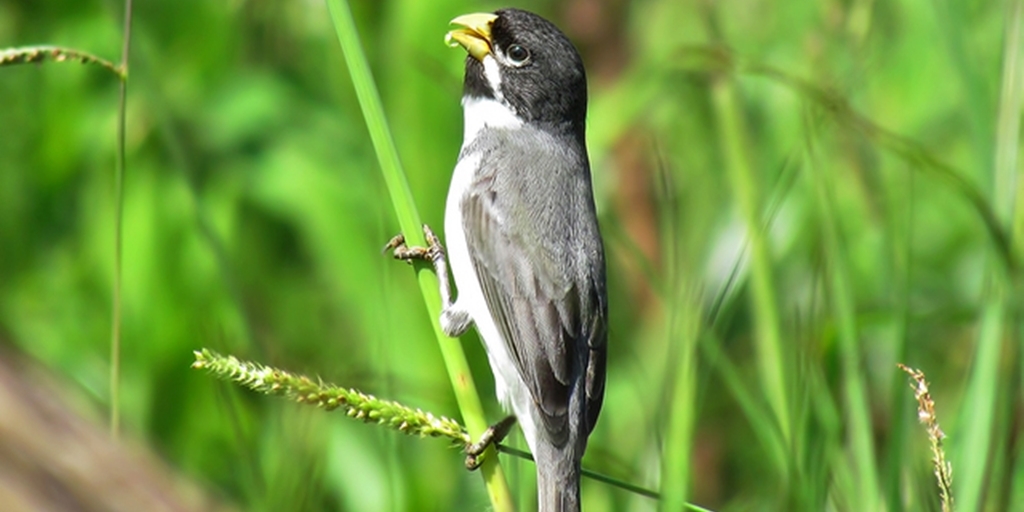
[461,96,521,149]
[481,54,504,102]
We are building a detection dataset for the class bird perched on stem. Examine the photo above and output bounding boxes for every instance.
[386,8,606,512]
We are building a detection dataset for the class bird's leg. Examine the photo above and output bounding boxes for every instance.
[383,225,471,337]
[464,415,517,470]
[385,227,509,470]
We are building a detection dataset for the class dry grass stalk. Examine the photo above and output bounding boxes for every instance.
[898,363,954,512]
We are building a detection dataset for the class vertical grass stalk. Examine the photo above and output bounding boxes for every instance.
[882,167,915,512]
[805,129,881,510]
[955,299,1004,512]
[711,77,791,454]
[322,2,512,509]
[994,0,1023,228]
[110,0,134,439]
[658,163,700,510]
[956,2,1022,510]
[659,310,699,511]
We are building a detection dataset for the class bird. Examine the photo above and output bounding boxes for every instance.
[386,8,606,512]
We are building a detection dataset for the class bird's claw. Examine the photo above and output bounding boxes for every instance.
[383,225,444,264]
[382,234,406,254]
[464,415,517,471]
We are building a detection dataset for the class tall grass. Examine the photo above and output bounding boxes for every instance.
[109,0,133,440]
[323,0,512,509]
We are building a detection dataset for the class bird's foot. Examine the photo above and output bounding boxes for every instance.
[383,225,445,264]
[383,224,460,317]
[464,415,517,471]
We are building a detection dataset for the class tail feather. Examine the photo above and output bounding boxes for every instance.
[534,441,581,512]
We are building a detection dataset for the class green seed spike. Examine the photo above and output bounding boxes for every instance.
[192,349,470,444]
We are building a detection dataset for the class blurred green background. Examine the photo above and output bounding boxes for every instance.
[1,0,1021,510]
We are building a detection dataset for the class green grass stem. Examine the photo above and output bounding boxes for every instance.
[322,2,513,509]
[956,4,1024,510]
[659,293,700,511]
[955,292,1006,512]
[882,168,914,512]
[711,77,792,453]
[994,0,1024,232]
[700,330,788,474]
[0,40,131,440]
[108,0,133,440]
[806,127,881,510]
[931,0,995,187]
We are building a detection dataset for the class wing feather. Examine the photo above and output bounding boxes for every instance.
[459,129,606,444]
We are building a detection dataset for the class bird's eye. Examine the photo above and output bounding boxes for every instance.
[506,44,530,65]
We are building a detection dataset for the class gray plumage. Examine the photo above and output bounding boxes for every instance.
[458,125,606,510]
[460,125,607,434]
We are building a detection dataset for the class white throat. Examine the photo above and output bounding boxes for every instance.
[460,54,522,149]
[461,96,521,150]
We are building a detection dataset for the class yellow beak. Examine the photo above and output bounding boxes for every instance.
[445,13,499,61]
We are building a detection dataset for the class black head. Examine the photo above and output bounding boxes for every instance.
[450,9,587,137]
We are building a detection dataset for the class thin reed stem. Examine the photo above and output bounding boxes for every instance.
[322,2,513,509]
[109,0,133,439]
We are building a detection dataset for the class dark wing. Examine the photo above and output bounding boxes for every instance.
[460,130,607,443]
